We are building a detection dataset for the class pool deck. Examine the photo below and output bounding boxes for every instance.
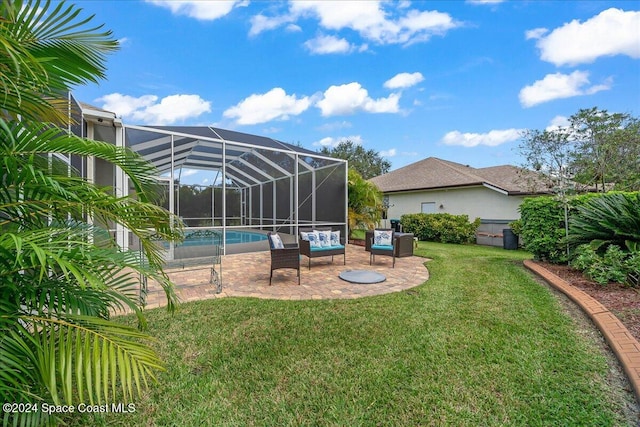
[142,244,429,308]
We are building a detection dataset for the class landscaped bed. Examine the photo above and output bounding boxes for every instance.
[535,261,640,342]
[66,242,639,426]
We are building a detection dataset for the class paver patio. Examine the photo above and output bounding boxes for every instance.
[142,244,429,308]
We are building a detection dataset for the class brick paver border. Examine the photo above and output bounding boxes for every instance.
[524,259,640,402]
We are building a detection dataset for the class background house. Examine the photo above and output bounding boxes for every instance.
[369,157,551,246]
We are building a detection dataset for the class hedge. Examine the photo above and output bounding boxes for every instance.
[519,192,638,263]
[400,213,480,244]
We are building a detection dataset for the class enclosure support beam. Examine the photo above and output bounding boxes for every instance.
[272,180,276,230]
[114,121,129,252]
[222,140,227,255]
[168,134,175,260]
[294,154,299,237]
[312,170,316,225]
[290,176,294,236]
[259,184,264,227]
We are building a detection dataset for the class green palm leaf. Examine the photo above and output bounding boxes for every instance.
[30,315,164,405]
[568,193,640,251]
[0,0,118,123]
[0,2,183,425]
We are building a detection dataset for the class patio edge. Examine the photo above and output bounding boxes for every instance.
[523,259,640,403]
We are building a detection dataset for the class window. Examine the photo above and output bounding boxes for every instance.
[421,202,436,213]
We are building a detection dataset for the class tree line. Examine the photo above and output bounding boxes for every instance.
[519,107,640,193]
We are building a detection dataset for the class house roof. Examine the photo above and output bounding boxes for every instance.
[369,157,552,195]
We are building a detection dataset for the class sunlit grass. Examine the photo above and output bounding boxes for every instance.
[68,242,632,426]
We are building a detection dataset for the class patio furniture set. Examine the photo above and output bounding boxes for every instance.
[267,228,415,285]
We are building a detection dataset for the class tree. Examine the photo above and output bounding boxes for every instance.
[518,128,577,258]
[347,169,382,237]
[518,107,640,193]
[569,107,640,192]
[517,127,576,193]
[320,140,391,179]
[0,1,182,425]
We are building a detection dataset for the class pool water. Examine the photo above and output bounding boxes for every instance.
[178,230,268,247]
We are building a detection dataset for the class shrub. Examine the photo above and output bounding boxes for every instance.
[626,252,640,287]
[519,197,568,263]
[401,213,480,244]
[508,219,522,236]
[518,192,635,263]
[568,192,640,252]
[570,244,632,285]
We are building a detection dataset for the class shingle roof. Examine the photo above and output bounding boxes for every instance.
[369,157,551,195]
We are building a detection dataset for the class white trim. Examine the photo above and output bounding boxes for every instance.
[482,182,509,195]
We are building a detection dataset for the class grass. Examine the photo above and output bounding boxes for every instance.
[69,242,632,426]
[350,228,366,240]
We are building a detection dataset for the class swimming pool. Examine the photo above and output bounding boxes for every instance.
[177,230,268,247]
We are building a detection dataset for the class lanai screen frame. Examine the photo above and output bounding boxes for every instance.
[123,125,348,257]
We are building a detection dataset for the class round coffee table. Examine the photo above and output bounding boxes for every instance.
[339,270,386,284]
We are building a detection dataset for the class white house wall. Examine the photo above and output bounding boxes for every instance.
[385,186,526,222]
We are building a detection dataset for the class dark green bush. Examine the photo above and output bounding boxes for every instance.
[518,193,610,263]
[570,244,637,285]
[400,213,480,244]
[508,219,522,236]
[519,197,568,263]
[568,192,640,251]
[521,191,640,284]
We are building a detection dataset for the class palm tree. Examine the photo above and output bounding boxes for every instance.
[0,1,183,425]
[347,168,382,237]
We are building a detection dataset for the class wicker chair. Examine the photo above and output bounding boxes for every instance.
[267,232,300,285]
[369,228,395,268]
[299,228,346,270]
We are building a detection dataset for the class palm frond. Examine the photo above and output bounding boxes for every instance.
[0,225,179,317]
[568,193,640,250]
[0,0,118,123]
[28,314,163,405]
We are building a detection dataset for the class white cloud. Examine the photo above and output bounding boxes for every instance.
[546,115,570,131]
[380,148,397,157]
[249,13,296,37]
[313,135,363,147]
[96,93,211,125]
[525,28,548,40]
[255,1,461,46]
[146,0,246,21]
[384,72,424,89]
[441,129,524,147]
[316,82,400,116]
[304,34,354,54]
[519,70,611,107]
[286,24,302,33]
[223,88,311,125]
[181,169,200,177]
[530,8,640,66]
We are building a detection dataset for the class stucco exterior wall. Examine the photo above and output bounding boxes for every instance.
[384,186,526,222]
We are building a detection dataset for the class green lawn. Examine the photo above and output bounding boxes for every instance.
[69,242,633,426]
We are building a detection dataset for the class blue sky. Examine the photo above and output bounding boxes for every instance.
[71,0,640,184]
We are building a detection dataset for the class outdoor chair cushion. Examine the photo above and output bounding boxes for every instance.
[373,229,393,246]
[371,244,394,251]
[310,244,345,252]
[269,233,285,249]
[306,231,321,248]
[330,230,341,246]
[316,230,332,247]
